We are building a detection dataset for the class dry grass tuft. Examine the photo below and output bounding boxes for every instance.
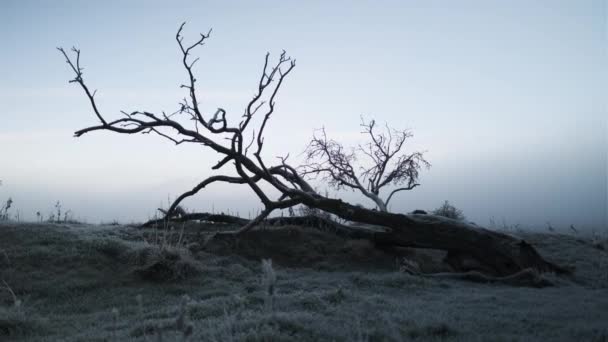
[0,281,46,338]
[260,259,276,312]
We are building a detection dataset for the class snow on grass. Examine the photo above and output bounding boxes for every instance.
[0,221,606,341]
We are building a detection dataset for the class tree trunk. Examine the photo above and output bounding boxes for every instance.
[143,213,377,240]
[367,194,388,212]
[299,196,569,276]
[142,212,250,227]
[145,197,569,278]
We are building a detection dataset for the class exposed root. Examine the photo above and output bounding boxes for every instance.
[399,257,554,287]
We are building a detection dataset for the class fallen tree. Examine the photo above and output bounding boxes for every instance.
[59,23,569,277]
[143,212,378,240]
[145,211,251,227]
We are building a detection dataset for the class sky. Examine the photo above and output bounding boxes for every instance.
[0,0,606,231]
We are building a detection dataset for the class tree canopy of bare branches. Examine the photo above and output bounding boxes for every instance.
[302,119,429,212]
[58,23,568,278]
[58,22,324,233]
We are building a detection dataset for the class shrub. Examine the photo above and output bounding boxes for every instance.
[432,200,465,221]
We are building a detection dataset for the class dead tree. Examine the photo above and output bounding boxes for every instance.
[58,23,568,277]
[302,119,429,212]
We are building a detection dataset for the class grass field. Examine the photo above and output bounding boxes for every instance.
[0,221,607,341]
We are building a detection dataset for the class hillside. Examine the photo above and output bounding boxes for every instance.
[1,221,607,341]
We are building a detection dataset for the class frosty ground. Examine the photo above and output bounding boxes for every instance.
[1,221,607,341]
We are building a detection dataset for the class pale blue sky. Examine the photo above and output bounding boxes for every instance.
[0,0,606,230]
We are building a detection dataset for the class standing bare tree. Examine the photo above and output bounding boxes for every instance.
[302,119,429,212]
[58,23,567,277]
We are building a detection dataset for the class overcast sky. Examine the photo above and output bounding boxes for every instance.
[1,0,606,230]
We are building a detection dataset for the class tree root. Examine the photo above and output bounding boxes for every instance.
[429,269,554,287]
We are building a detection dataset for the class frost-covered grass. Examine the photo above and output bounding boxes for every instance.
[0,221,607,341]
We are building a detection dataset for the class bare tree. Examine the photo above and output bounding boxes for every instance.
[58,23,567,277]
[302,119,429,212]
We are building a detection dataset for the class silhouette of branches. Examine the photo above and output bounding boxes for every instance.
[301,117,430,211]
[58,23,568,277]
[59,22,313,233]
